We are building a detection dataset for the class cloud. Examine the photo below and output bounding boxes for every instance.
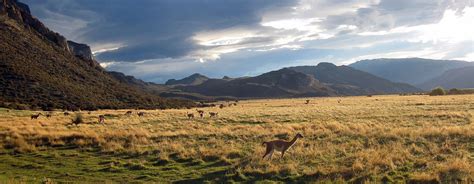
[23,0,295,62]
[21,0,474,83]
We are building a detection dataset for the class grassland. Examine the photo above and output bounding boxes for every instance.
[0,95,473,183]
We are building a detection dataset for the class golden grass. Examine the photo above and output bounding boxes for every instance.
[0,94,473,182]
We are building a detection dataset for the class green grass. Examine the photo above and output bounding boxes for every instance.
[0,148,235,183]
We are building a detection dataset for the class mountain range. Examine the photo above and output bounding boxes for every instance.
[350,58,474,89]
[165,63,420,99]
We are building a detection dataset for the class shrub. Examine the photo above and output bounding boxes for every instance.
[429,87,446,96]
[71,113,84,125]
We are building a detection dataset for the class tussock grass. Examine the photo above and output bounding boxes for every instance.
[0,95,473,182]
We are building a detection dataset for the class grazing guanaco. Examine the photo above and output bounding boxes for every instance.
[196,109,204,114]
[209,112,218,118]
[196,109,204,118]
[137,112,145,117]
[98,115,105,123]
[31,113,43,120]
[125,111,133,115]
[187,112,195,119]
[64,112,70,116]
[262,133,304,160]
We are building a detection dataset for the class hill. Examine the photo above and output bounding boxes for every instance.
[0,0,192,110]
[349,58,474,86]
[165,73,209,86]
[171,63,419,98]
[288,62,419,95]
[418,66,474,90]
[175,68,335,98]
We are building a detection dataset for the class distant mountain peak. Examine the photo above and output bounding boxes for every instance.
[165,73,209,86]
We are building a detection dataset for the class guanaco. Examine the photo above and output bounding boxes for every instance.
[196,109,204,118]
[98,115,105,123]
[46,113,52,118]
[209,112,218,118]
[219,104,225,109]
[31,113,42,119]
[125,111,133,115]
[262,133,304,160]
[137,112,145,117]
[187,113,195,119]
[305,100,310,104]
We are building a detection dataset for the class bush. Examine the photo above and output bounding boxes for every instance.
[429,87,446,96]
[71,114,84,125]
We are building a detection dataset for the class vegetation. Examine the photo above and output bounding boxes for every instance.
[448,88,474,95]
[429,87,446,96]
[0,95,473,183]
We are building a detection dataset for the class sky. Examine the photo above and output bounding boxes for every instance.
[23,0,474,83]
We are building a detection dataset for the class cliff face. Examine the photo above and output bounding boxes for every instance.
[1,0,70,51]
[67,41,101,68]
[1,0,100,68]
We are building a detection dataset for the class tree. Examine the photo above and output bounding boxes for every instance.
[430,87,446,96]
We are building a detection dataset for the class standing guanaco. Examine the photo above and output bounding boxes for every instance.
[262,133,304,160]
[196,110,204,118]
[31,113,43,119]
[187,113,195,119]
[209,112,218,118]
[98,115,105,123]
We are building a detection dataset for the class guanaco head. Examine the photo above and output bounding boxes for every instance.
[295,133,304,139]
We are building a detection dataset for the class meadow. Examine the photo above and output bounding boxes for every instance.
[0,95,473,183]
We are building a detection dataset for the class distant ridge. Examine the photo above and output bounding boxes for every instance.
[167,62,419,99]
[165,73,209,86]
[418,66,474,90]
[350,58,474,86]
[288,62,419,95]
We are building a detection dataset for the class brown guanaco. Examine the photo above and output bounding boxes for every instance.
[187,113,195,119]
[98,115,105,123]
[209,112,218,118]
[262,133,304,160]
[31,113,43,119]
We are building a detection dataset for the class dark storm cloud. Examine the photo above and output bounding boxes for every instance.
[23,0,295,62]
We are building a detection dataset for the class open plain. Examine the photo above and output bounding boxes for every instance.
[0,95,473,183]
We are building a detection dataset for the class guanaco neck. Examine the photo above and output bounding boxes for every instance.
[288,135,300,147]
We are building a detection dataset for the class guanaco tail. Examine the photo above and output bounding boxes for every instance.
[262,133,304,160]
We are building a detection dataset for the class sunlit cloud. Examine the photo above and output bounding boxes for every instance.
[23,0,474,82]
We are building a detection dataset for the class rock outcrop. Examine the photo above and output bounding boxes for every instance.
[67,41,93,60]
[67,40,101,68]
